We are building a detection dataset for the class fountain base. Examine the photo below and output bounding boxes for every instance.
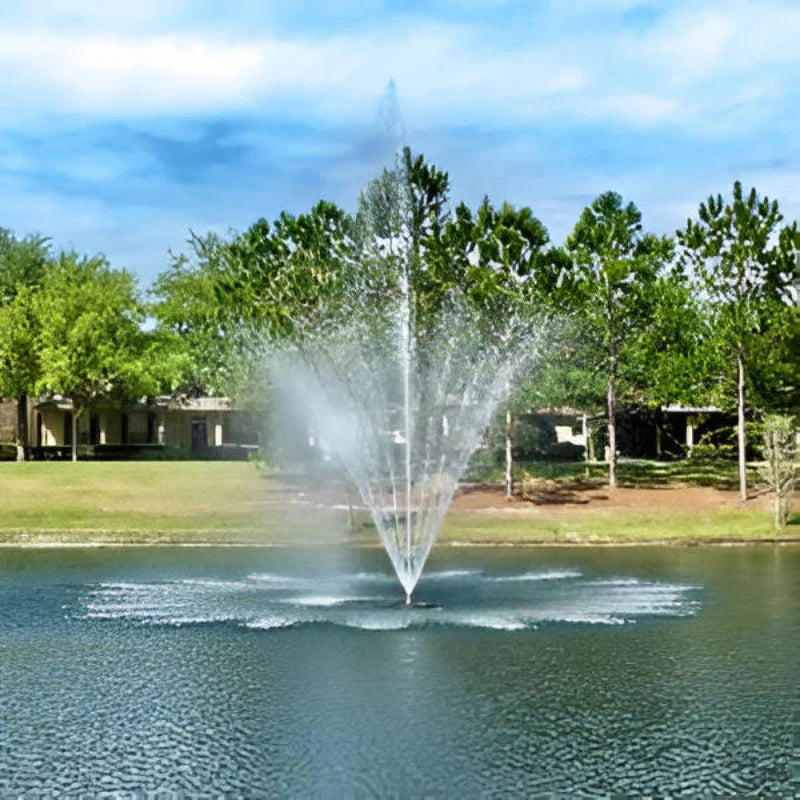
[393,599,440,609]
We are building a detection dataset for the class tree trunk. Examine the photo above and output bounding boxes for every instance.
[772,430,782,530]
[607,346,617,489]
[737,353,747,502]
[582,412,589,476]
[71,407,79,463]
[15,393,27,462]
[504,400,513,500]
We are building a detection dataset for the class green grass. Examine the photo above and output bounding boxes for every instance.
[0,461,344,545]
[439,509,793,545]
[0,460,794,546]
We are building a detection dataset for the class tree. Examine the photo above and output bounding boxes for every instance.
[216,201,354,345]
[151,233,252,397]
[467,200,550,497]
[0,288,40,459]
[0,229,50,304]
[758,414,796,530]
[564,192,672,488]
[0,230,50,460]
[677,182,800,500]
[33,252,149,462]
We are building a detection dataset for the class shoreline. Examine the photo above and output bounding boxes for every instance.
[1,537,798,548]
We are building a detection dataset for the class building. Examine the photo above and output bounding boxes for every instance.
[0,396,260,459]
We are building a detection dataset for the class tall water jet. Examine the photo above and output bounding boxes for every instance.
[273,149,546,601]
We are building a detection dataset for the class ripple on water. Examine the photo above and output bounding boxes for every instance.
[74,569,699,631]
[2,548,797,797]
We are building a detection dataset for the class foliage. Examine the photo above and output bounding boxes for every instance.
[217,202,354,343]
[562,191,673,485]
[151,234,252,396]
[0,228,49,397]
[0,286,39,399]
[626,269,708,407]
[0,229,50,304]
[677,181,800,497]
[0,231,52,459]
[33,253,151,459]
[676,183,799,406]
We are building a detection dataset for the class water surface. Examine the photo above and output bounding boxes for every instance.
[1,544,798,795]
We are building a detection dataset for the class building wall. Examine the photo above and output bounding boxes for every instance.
[127,411,149,444]
[0,398,37,445]
[101,410,122,445]
[30,401,259,453]
[0,399,16,443]
[38,407,63,446]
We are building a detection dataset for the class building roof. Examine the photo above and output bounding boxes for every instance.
[662,404,722,414]
[159,396,234,412]
[34,395,239,412]
[529,406,587,416]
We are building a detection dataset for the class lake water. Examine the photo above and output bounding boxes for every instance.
[1,544,798,796]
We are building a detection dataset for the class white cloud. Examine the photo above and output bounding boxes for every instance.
[1,0,799,282]
[638,1,800,83]
[0,31,266,115]
[642,10,734,85]
[0,0,189,30]
[0,0,798,133]
[0,22,599,128]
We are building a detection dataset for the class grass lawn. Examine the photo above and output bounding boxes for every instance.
[465,457,761,490]
[0,460,795,545]
[439,509,787,545]
[0,461,345,545]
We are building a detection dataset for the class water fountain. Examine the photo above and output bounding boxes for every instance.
[281,153,539,603]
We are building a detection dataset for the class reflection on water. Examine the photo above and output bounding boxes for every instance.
[0,545,797,795]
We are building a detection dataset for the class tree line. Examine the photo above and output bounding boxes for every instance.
[1,149,797,501]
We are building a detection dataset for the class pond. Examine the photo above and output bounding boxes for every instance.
[1,544,798,796]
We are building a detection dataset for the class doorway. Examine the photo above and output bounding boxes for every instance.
[191,419,207,451]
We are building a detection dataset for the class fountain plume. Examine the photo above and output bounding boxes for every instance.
[277,152,541,601]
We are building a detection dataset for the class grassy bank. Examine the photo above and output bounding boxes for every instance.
[0,462,340,545]
[0,460,795,546]
[439,509,790,545]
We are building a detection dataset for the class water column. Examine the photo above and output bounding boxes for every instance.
[399,259,414,605]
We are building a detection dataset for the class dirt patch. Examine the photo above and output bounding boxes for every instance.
[451,482,772,517]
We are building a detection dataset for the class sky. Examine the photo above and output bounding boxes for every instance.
[1,0,799,286]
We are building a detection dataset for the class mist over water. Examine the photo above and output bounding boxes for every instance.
[273,154,540,601]
[77,565,699,631]
[281,295,533,601]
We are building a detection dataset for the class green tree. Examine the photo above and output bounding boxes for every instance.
[0,230,50,459]
[34,252,150,462]
[455,199,550,496]
[565,192,673,488]
[677,181,800,500]
[217,201,354,345]
[151,233,251,397]
[758,414,796,530]
[0,229,50,304]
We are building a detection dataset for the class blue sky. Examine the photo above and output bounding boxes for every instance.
[1,0,799,286]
